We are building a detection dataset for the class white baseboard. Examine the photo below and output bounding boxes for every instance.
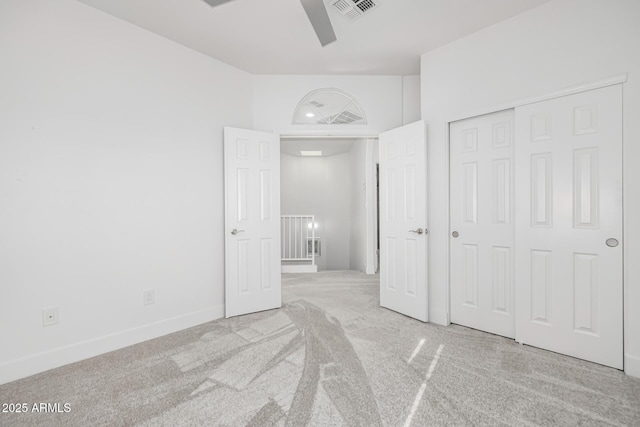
[0,305,224,386]
[428,308,449,326]
[281,264,318,273]
[625,353,640,378]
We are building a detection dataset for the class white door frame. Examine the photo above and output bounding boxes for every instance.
[445,74,628,369]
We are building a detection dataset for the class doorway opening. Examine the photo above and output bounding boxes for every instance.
[223,121,428,322]
[280,137,379,274]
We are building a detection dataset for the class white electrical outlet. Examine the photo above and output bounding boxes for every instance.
[42,307,59,327]
[143,289,155,306]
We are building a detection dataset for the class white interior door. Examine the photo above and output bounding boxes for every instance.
[450,109,516,338]
[379,121,428,322]
[515,85,623,368]
[224,127,281,318]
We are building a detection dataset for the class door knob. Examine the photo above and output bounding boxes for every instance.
[409,228,424,235]
[606,238,619,247]
[452,231,459,238]
[231,229,245,235]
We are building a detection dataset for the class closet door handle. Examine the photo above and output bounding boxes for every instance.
[409,228,424,235]
[231,229,245,235]
[606,238,619,247]
[452,231,459,238]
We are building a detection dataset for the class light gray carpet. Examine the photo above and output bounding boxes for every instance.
[1,271,639,426]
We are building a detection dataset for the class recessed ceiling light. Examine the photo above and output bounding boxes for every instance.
[305,112,315,118]
[300,150,322,156]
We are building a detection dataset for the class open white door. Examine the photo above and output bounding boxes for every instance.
[379,121,428,322]
[224,127,281,318]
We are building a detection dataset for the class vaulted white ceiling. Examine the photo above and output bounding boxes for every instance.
[77,0,549,75]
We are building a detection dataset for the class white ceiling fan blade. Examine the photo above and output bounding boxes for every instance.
[299,0,337,47]
[203,0,234,7]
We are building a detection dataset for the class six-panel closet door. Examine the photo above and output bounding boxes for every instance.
[450,110,516,338]
[450,84,623,369]
[514,85,623,369]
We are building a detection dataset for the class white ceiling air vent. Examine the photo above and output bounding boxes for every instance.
[331,0,381,22]
[330,110,363,124]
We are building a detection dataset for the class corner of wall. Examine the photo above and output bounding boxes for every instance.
[402,75,421,125]
[625,353,640,379]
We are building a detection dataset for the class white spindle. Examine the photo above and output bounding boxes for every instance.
[311,215,315,266]
[280,215,317,267]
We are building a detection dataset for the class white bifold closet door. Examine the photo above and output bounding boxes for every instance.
[515,85,623,369]
[450,110,516,338]
[450,85,623,369]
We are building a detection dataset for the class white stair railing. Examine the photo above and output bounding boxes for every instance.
[281,215,316,267]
